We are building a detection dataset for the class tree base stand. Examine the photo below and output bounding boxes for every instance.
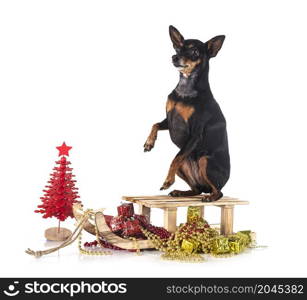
[44,227,72,241]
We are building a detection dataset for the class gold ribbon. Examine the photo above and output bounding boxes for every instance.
[26,210,112,258]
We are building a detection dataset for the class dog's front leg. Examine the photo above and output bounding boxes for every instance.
[160,135,200,190]
[144,119,168,152]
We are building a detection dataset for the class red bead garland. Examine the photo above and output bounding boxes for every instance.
[144,224,172,239]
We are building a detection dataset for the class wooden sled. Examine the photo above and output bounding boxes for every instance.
[72,203,154,250]
[123,195,249,235]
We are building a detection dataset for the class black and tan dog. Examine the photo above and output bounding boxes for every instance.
[144,26,230,202]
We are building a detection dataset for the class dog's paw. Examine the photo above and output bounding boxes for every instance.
[201,195,213,202]
[201,191,223,202]
[168,190,182,197]
[143,141,155,152]
[160,178,175,191]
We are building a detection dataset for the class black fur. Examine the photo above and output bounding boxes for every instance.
[144,26,230,201]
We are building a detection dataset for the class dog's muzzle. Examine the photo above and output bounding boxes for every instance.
[172,55,186,69]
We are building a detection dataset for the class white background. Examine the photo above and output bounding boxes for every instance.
[0,0,306,277]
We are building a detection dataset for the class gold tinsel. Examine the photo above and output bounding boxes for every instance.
[141,206,254,262]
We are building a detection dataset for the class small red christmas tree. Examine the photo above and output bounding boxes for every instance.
[35,142,80,240]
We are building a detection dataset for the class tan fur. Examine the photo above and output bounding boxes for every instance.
[164,155,185,185]
[166,98,194,122]
[148,124,159,143]
[144,123,159,148]
[177,159,202,187]
[180,58,201,77]
[198,156,218,194]
[175,102,195,122]
[166,98,175,112]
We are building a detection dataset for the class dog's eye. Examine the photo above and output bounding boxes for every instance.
[191,48,199,57]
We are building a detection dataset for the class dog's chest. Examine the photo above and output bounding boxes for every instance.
[166,98,195,147]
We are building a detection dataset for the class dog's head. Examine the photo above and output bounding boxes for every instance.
[169,25,225,77]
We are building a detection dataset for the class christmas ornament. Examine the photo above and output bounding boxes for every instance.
[109,204,145,238]
[34,142,80,241]
[133,214,149,227]
[117,203,134,217]
[56,142,72,156]
[187,206,202,223]
[181,239,196,253]
[108,203,172,239]
[27,202,256,262]
[122,219,142,237]
[141,209,254,262]
[110,215,125,233]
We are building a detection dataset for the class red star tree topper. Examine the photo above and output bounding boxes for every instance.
[56,142,72,157]
[35,142,80,222]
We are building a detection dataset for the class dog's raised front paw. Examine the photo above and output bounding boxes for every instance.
[143,140,155,152]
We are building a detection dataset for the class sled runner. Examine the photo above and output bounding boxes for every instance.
[72,203,154,250]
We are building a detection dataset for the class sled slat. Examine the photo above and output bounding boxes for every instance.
[122,195,249,235]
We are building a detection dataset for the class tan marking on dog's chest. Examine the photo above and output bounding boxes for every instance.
[175,102,195,122]
[166,98,195,122]
[166,98,175,112]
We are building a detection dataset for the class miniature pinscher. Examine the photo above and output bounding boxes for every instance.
[144,26,230,202]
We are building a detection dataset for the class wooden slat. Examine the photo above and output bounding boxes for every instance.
[123,195,170,200]
[163,208,177,233]
[122,195,171,202]
[200,206,204,219]
[220,205,234,236]
[136,198,242,205]
[122,195,237,201]
[122,195,239,203]
[136,198,240,203]
[122,196,248,208]
[142,201,249,208]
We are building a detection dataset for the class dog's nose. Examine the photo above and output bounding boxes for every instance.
[172,55,179,63]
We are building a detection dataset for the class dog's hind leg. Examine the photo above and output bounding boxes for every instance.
[169,158,202,197]
[198,156,223,202]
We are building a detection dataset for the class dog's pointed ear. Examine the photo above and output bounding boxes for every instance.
[205,35,225,58]
[169,25,184,49]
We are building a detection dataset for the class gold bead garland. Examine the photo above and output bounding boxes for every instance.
[27,204,256,261]
[141,219,254,262]
[128,237,141,255]
[77,208,112,256]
